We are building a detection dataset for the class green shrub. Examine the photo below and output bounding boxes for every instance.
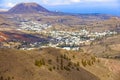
[91,56,96,62]
[41,58,45,65]
[73,55,75,59]
[68,58,71,61]
[74,63,77,67]
[81,59,87,67]
[60,59,63,67]
[87,60,92,66]
[63,54,67,59]
[48,59,52,64]
[97,59,100,63]
[53,66,56,70]
[48,67,52,71]
[76,67,80,71]
[7,76,11,80]
[72,66,74,69]
[35,59,45,67]
[77,62,80,66]
[0,76,3,80]
[68,62,72,67]
[35,60,42,67]
[60,55,64,59]
[12,76,14,79]
[91,60,94,65]
[56,56,59,63]
[64,66,71,71]
[60,59,64,70]
[57,65,59,70]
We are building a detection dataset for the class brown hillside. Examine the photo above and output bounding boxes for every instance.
[0,48,100,80]
[81,34,120,57]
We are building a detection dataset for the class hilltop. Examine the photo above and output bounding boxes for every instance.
[8,2,49,14]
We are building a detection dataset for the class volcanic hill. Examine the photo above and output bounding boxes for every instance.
[8,2,49,14]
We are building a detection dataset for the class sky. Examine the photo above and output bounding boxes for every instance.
[0,0,120,16]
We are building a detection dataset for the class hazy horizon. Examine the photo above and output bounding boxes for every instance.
[0,0,120,16]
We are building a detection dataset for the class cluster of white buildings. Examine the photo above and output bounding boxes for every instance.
[39,30,117,51]
[16,21,117,51]
[18,21,52,32]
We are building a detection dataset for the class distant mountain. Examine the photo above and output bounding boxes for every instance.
[8,2,49,14]
[0,9,8,12]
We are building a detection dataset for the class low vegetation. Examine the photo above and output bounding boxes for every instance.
[34,50,100,73]
[0,76,14,80]
[35,58,45,67]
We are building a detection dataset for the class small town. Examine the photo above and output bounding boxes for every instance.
[0,21,116,51]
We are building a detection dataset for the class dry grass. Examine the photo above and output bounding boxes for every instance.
[0,48,100,80]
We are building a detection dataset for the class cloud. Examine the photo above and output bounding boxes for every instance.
[2,0,80,6]
[7,2,15,7]
[70,0,80,3]
[82,0,116,2]
[41,0,80,5]
[1,0,119,8]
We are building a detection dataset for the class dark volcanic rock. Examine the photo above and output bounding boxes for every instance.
[8,2,49,14]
